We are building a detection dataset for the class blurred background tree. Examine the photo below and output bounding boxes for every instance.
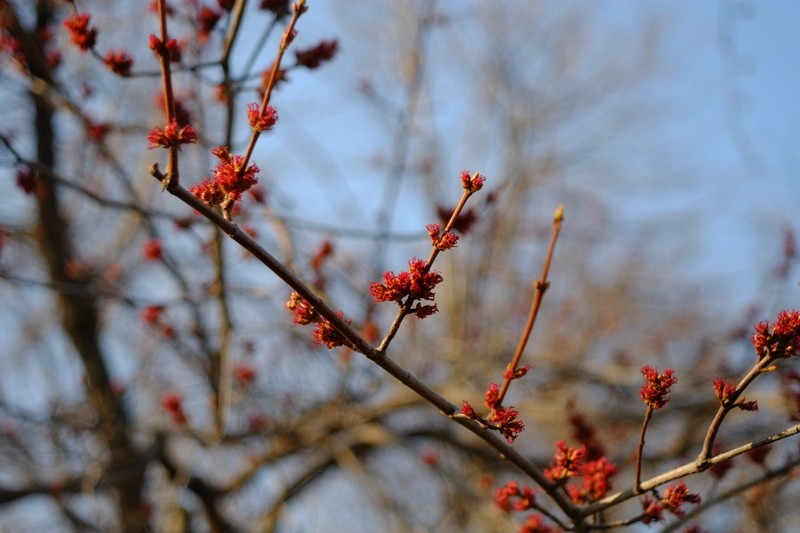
[0,1,797,532]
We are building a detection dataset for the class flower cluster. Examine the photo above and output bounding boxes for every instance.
[197,7,222,42]
[460,170,486,192]
[63,13,98,52]
[313,310,351,349]
[87,123,110,141]
[141,305,164,324]
[234,364,257,385]
[247,103,279,132]
[295,40,339,69]
[148,34,182,62]
[752,309,800,360]
[210,146,259,200]
[640,366,677,409]
[369,258,443,318]
[426,223,459,251]
[476,383,525,443]
[503,364,531,381]
[662,482,702,517]
[189,146,260,207]
[15,166,37,196]
[146,120,197,149]
[712,378,758,411]
[495,481,536,512]
[519,515,557,533]
[140,305,174,337]
[286,291,317,324]
[566,457,617,504]
[103,50,134,76]
[640,482,701,524]
[142,238,163,261]
[568,410,606,461]
[544,440,585,482]
[2,17,61,72]
[161,392,188,424]
[489,405,525,443]
[285,292,350,349]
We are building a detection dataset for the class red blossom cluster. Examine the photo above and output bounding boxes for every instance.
[140,305,164,324]
[248,413,269,431]
[662,482,702,517]
[189,146,260,207]
[712,378,758,411]
[460,383,525,443]
[87,123,110,141]
[369,258,443,318]
[420,450,438,467]
[209,146,259,200]
[312,310,350,349]
[752,309,800,360]
[63,13,97,52]
[566,457,617,504]
[639,366,677,409]
[544,440,585,482]
[460,170,486,192]
[568,410,606,461]
[103,50,134,76]
[197,7,222,42]
[310,240,334,271]
[140,305,174,338]
[247,103,279,132]
[286,291,317,324]
[503,364,531,381]
[15,166,38,196]
[519,514,558,533]
[426,223,459,251]
[161,392,188,424]
[495,481,536,512]
[142,238,163,261]
[285,292,350,349]
[146,120,197,149]
[234,364,257,384]
[148,34,182,62]
[295,40,339,69]
[640,482,701,523]
[2,24,61,71]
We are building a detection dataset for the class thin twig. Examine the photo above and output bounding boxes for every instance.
[634,405,654,493]
[496,204,564,405]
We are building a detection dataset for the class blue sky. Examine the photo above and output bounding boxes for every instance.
[282,1,800,316]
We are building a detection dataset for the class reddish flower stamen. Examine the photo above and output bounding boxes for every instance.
[146,120,197,149]
[63,13,97,52]
[640,366,677,409]
[247,103,279,132]
[103,50,134,76]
